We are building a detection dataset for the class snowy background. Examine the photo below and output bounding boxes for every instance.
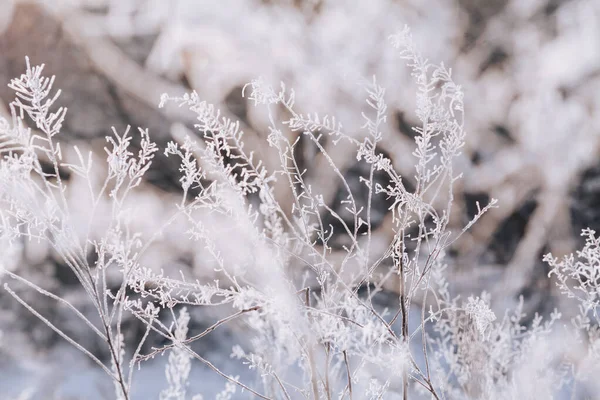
[1,0,600,398]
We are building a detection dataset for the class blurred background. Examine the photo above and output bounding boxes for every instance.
[1,0,600,398]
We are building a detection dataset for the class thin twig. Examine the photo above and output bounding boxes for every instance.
[343,350,353,400]
[3,283,116,380]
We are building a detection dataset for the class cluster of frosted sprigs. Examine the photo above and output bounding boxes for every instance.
[0,25,481,399]
[4,15,600,399]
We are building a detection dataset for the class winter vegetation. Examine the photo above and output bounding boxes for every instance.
[1,1,600,399]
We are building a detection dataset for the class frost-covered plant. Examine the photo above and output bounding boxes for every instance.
[0,57,159,400]
[0,25,581,400]
[546,228,600,317]
[160,307,193,400]
[126,26,499,399]
[545,229,600,394]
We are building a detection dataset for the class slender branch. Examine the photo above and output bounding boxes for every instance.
[3,283,116,380]
[136,306,260,362]
[4,270,107,341]
[343,350,353,400]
